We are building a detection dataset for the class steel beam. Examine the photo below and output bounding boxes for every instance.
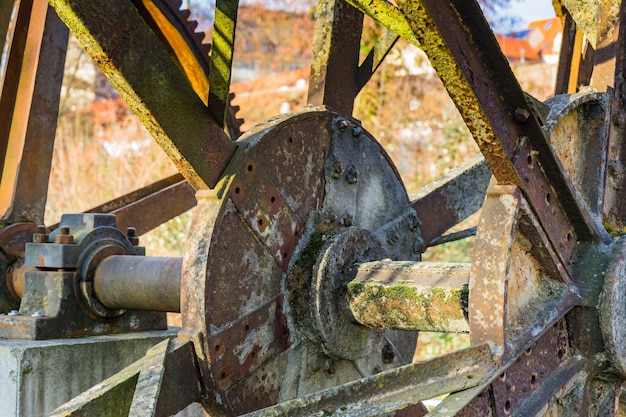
[307,0,363,114]
[208,0,239,128]
[0,1,68,224]
[395,0,610,268]
[49,0,237,190]
[410,155,490,246]
[242,344,494,417]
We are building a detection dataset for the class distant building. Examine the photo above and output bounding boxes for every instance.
[496,17,562,64]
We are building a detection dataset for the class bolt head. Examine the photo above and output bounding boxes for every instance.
[412,236,425,254]
[352,125,363,137]
[55,234,74,244]
[329,160,343,179]
[344,165,358,184]
[335,119,350,131]
[8,310,19,316]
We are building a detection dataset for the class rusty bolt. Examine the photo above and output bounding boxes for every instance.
[342,213,353,227]
[412,236,425,254]
[55,227,74,244]
[127,227,139,246]
[408,214,421,231]
[345,165,358,185]
[33,225,49,243]
[387,230,399,244]
[382,342,395,364]
[329,160,343,179]
[352,125,363,137]
[514,108,530,122]
[335,119,350,131]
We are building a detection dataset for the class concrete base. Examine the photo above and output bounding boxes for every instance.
[0,329,205,416]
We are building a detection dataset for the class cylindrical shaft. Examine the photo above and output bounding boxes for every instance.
[93,255,182,312]
[347,261,470,333]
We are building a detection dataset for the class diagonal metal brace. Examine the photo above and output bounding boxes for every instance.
[49,0,237,190]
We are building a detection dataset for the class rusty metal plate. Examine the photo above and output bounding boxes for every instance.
[182,107,421,415]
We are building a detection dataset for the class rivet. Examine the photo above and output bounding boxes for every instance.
[336,119,350,131]
[352,125,363,137]
[344,165,358,184]
[412,236,425,254]
[330,160,342,179]
[408,214,420,231]
[387,230,399,244]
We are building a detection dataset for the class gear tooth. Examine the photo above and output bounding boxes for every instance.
[201,42,212,57]
[180,8,191,19]
[188,19,198,31]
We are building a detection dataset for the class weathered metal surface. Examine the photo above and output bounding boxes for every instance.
[50,174,197,236]
[348,261,469,333]
[50,337,201,417]
[242,343,494,417]
[410,155,490,246]
[49,0,237,190]
[602,4,626,231]
[345,0,420,48]
[307,0,363,114]
[0,214,166,339]
[207,0,239,127]
[311,228,386,360]
[600,237,626,377]
[356,29,399,92]
[94,256,182,313]
[0,1,14,67]
[179,107,420,414]
[396,0,610,262]
[0,1,67,224]
[558,0,599,48]
[544,92,608,219]
[0,222,36,312]
[590,0,621,90]
[133,0,212,104]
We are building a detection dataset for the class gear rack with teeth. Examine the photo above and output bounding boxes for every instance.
[2,0,626,416]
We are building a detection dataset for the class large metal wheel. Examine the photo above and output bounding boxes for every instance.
[3,0,626,416]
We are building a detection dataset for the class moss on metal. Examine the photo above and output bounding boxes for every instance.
[347,279,469,333]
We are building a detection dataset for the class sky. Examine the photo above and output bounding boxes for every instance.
[507,0,557,29]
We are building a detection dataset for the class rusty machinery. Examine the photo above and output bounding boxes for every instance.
[2,0,626,415]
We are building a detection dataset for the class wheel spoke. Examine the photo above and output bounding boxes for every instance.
[0,1,68,224]
[49,0,237,190]
[307,0,363,114]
